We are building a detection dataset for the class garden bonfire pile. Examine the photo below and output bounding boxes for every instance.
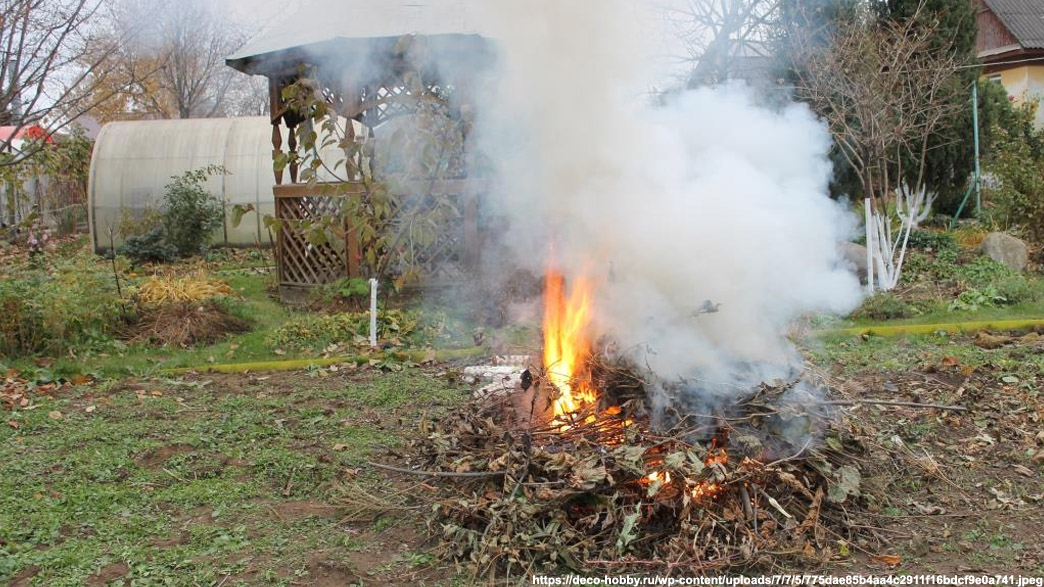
[410,272,872,577]
[415,375,868,576]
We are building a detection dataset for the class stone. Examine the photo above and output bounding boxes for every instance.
[838,242,869,284]
[980,232,1029,271]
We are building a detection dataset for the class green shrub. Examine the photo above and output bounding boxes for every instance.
[0,254,123,357]
[958,256,1017,287]
[981,103,1044,242]
[162,166,225,257]
[992,275,1041,305]
[851,293,914,321]
[906,229,957,252]
[948,286,1007,312]
[901,249,958,283]
[118,227,177,265]
[314,277,372,307]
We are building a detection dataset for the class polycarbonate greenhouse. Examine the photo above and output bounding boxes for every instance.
[88,117,275,252]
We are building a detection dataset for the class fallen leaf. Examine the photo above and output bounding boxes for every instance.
[1001,375,1020,384]
[1012,464,1034,478]
[333,443,348,451]
[273,349,286,356]
[85,405,96,413]
[872,554,902,567]
[48,410,63,420]
[7,420,19,429]
[70,375,91,385]
[150,390,163,397]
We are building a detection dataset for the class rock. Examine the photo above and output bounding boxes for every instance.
[838,242,869,284]
[980,232,1029,271]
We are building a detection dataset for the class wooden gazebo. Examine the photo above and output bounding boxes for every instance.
[226,0,494,299]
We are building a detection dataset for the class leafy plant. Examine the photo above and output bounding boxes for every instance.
[851,292,914,321]
[0,252,123,357]
[981,103,1044,242]
[949,286,1007,312]
[161,165,226,256]
[906,229,956,252]
[118,226,177,265]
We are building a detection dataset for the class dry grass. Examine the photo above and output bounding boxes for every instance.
[135,273,233,306]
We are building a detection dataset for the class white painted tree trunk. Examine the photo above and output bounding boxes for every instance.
[868,185,934,292]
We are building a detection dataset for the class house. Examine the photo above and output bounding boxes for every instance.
[976,0,1044,127]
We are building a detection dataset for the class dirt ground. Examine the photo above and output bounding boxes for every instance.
[3,337,1043,585]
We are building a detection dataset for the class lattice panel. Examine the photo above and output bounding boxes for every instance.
[276,185,479,289]
[386,194,469,285]
[276,195,350,287]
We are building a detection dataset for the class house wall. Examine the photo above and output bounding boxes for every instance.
[990,65,1044,129]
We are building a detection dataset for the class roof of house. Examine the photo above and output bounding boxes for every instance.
[982,0,1044,49]
[226,0,491,75]
[0,124,53,145]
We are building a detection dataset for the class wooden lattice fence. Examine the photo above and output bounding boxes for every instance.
[274,180,482,297]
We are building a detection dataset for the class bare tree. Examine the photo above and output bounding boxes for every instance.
[85,0,253,120]
[0,0,121,163]
[669,0,781,87]
[787,1,966,290]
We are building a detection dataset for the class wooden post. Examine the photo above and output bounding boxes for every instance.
[269,77,285,186]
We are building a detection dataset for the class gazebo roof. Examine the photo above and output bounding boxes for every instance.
[226,0,492,76]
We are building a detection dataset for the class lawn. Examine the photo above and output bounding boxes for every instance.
[1,368,471,586]
[3,233,1044,584]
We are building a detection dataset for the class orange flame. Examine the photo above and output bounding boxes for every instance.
[544,269,597,419]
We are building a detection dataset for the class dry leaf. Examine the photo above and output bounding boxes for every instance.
[48,411,63,420]
[7,420,19,429]
[872,554,902,567]
[333,443,348,451]
[85,405,96,413]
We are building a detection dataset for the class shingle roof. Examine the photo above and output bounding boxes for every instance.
[983,0,1044,50]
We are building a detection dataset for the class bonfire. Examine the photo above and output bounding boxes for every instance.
[407,266,873,578]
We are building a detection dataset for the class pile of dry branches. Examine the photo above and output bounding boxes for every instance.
[411,373,871,578]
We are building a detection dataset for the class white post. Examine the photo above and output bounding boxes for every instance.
[369,278,378,348]
[864,198,875,294]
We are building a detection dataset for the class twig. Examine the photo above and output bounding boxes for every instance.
[368,460,505,479]
[818,399,966,412]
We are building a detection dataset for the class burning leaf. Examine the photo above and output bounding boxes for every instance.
[827,465,861,504]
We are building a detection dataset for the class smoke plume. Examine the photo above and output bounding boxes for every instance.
[477,1,863,389]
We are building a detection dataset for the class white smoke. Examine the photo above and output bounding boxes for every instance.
[477,0,863,386]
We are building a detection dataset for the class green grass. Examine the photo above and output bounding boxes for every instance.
[0,369,468,586]
[807,330,1044,378]
[4,272,298,379]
